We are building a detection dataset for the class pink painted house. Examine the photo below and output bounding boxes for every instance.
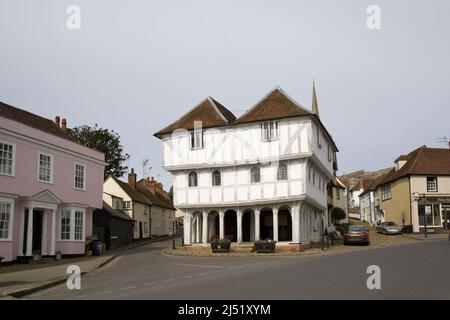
[0,101,105,262]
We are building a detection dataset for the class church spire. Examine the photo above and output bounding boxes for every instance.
[312,80,320,118]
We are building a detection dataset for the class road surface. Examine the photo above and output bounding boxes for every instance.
[30,238,450,299]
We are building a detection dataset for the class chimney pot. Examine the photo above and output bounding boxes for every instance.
[55,116,60,127]
[61,118,67,130]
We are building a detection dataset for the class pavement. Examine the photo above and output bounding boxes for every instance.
[0,236,174,298]
[25,237,450,300]
[402,233,449,241]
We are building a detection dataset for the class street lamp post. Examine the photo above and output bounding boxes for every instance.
[423,194,428,239]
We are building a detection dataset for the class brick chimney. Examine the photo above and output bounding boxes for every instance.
[137,176,172,201]
[128,168,137,190]
[61,118,67,131]
[55,116,60,127]
[138,176,157,194]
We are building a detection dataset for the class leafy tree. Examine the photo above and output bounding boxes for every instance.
[69,124,129,179]
[331,207,346,221]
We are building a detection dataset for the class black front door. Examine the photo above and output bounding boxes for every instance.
[32,211,43,253]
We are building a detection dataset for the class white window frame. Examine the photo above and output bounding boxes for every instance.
[381,184,391,201]
[59,207,85,241]
[261,121,278,142]
[122,201,131,210]
[113,198,122,209]
[37,152,53,184]
[0,141,16,177]
[212,170,221,187]
[190,129,203,150]
[426,176,437,192]
[74,162,86,191]
[74,210,84,240]
[188,171,198,187]
[0,198,14,241]
[277,163,288,181]
[60,209,71,240]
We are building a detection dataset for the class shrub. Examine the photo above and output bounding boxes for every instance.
[331,207,346,221]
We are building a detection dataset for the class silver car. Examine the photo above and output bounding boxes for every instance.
[377,221,402,235]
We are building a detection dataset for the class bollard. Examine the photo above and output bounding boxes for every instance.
[172,239,176,250]
[181,238,184,248]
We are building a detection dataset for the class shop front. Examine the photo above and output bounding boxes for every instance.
[417,196,450,233]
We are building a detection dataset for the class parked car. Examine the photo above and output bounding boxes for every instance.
[344,225,370,245]
[377,221,402,235]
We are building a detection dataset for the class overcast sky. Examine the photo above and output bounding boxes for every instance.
[1,0,449,189]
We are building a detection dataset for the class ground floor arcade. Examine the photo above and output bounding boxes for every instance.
[182,201,325,246]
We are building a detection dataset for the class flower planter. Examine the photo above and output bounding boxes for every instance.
[55,252,62,261]
[210,239,231,253]
[254,240,276,253]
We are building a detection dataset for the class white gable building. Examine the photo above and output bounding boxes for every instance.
[154,85,338,249]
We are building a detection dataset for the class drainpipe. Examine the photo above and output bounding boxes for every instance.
[149,205,153,238]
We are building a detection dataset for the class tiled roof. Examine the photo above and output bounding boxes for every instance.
[138,187,176,210]
[114,178,150,204]
[95,201,133,221]
[234,87,313,124]
[374,146,450,187]
[359,170,394,196]
[154,97,235,136]
[113,178,176,210]
[154,87,338,151]
[0,101,73,141]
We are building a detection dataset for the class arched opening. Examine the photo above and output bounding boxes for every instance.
[207,211,220,241]
[259,208,273,240]
[242,209,255,242]
[224,210,237,242]
[278,207,292,241]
